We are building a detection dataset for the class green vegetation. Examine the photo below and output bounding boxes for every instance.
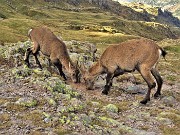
[157,39,180,84]
[0,0,179,44]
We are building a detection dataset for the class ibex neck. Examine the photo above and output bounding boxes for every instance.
[89,61,103,77]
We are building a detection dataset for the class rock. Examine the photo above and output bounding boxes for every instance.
[2,41,31,66]
[80,114,92,125]
[156,117,173,125]
[57,106,67,113]
[16,97,37,107]
[158,112,179,124]
[133,129,156,135]
[91,101,100,107]
[44,117,51,123]
[69,121,86,132]
[127,114,138,120]
[57,98,85,113]
[162,96,176,107]
[45,77,81,98]
[69,53,82,63]
[46,97,57,106]
[98,116,121,127]
[104,104,119,113]
[140,112,151,119]
[69,98,85,111]
[126,85,140,94]
[33,68,51,78]
[55,93,71,101]
[11,66,32,78]
[59,115,67,124]
[92,125,107,135]
[132,101,140,107]
[66,40,97,63]
[88,111,96,119]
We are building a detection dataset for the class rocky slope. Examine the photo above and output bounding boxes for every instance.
[48,0,180,27]
[119,0,180,18]
[0,39,179,134]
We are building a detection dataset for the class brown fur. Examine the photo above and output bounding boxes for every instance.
[24,26,80,83]
[83,38,166,104]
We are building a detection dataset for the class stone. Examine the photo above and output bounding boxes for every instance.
[57,106,67,113]
[16,97,37,107]
[33,68,51,77]
[156,117,173,125]
[47,97,57,106]
[11,67,32,78]
[98,116,121,127]
[80,114,92,125]
[104,104,119,113]
[162,96,176,107]
[69,98,84,111]
[133,129,156,135]
[126,85,140,94]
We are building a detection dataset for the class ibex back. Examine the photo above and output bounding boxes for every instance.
[83,38,167,104]
[24,26,80,83]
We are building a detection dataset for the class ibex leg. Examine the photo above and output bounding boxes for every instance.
[138,66,156,104]
[151,68,163,98]
[24,47,32,67]
[31,43,42,69]
[102,73,114,95]
[33,53,42,69]
[51,58,67,80]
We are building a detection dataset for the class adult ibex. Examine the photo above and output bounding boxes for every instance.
[24,26,80,83]
[82,38,167,104]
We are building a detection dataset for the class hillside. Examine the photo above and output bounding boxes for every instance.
[0,0,180,135]
[0,37,180,135]
[120,0,180,18]
[0,0,180,44]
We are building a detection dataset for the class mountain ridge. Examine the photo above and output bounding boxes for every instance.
[114,0,180,18]
[51,0,180,27]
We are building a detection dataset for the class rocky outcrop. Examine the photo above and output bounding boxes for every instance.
[156,8,180,27]
[47,0,180,27]
[66,0,152,21]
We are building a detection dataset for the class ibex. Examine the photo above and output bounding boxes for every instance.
[82,38,167,104]
[24,26,80,83]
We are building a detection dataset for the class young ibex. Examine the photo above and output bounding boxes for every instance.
[82,38,167,104]
[24,26,80,83]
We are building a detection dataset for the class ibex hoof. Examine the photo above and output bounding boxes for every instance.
[140,100,147,104]
[140,98,150,104]
[102,90,108,95]
[154,92,161,99]
[24,61,30,68]
[25,63,30,68]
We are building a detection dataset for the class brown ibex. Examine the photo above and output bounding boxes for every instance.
[82,38,167,104]
[24,26,80,83]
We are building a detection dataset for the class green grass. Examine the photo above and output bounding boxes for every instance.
[0,0,179,44]
[157,39,180,84]
[160,126,180,135]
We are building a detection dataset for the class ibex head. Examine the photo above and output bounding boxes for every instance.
[80,63,97,90]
